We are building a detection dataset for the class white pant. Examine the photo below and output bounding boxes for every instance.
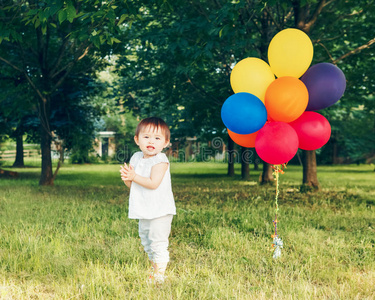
[138,214,173,264]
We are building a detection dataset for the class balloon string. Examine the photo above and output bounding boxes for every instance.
[271,164,287,259]
[271,164,286,238]
[274,165,279,237]
[275,165,279,213]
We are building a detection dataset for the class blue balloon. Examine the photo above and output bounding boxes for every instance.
[221,92,267,134]
[301,63,346,111]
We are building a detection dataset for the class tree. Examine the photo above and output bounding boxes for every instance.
[299,0,375,186]
[317,0,375,165]
[117,0,374,186]
[50,73,109,164]
[0,0,137,185]
[0,69,39,168]
[290,0,327,189]
[116,0,271,177]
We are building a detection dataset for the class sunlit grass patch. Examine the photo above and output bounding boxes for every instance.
[0,163,374,298]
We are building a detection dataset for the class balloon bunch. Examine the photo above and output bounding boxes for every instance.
[221,28,346,258]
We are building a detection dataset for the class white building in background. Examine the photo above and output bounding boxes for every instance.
[93,131,116,158]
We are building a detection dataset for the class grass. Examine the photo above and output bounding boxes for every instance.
[0,161,374,299]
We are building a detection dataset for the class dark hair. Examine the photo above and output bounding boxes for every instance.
[135,117,170,141]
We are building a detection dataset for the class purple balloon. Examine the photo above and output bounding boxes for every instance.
[301,63,346,111]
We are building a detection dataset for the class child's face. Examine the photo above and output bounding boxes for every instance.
[134,126,169,158]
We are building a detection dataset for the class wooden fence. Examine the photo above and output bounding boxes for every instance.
[0,149,41,160]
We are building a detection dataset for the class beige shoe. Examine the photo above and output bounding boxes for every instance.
[153,272,165,284]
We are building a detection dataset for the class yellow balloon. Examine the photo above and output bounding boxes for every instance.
[230,57,275,103]
[268,28,313,78]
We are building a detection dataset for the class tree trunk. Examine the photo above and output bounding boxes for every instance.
[39,125,54,186]
[292,3,325,188]
[185,141,191,162]
[12,133,25,168]
[227,135,235,176]
[241,147,250,180]
[302,150,320,190]
[332,138,339,164]
[261,161,273,184]
[254,153,259,171]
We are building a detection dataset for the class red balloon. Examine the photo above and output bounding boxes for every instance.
[289,111,331,150]
[228,129,258,148]
[255,122,299,165]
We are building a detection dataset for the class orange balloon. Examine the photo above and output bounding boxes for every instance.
[228,129,258,148]
[265,76,308,123]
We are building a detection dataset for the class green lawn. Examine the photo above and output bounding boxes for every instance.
[0,162,374,299]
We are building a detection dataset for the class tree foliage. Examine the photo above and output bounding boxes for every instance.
[117,0,374,181]
[0,0,138,185]
[312,0,375,163]
[1,0,373,185]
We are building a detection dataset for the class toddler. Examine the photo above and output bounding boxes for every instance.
[120,117,176,283]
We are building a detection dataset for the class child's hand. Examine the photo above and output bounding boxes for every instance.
[120,163,136,181]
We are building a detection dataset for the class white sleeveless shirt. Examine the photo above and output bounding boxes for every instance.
[128,151,176,219]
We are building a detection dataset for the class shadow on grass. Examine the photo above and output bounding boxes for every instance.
[316,166,374,173]
[172,173,231,179]
[0,171,40,181]
[5,171,261,186]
